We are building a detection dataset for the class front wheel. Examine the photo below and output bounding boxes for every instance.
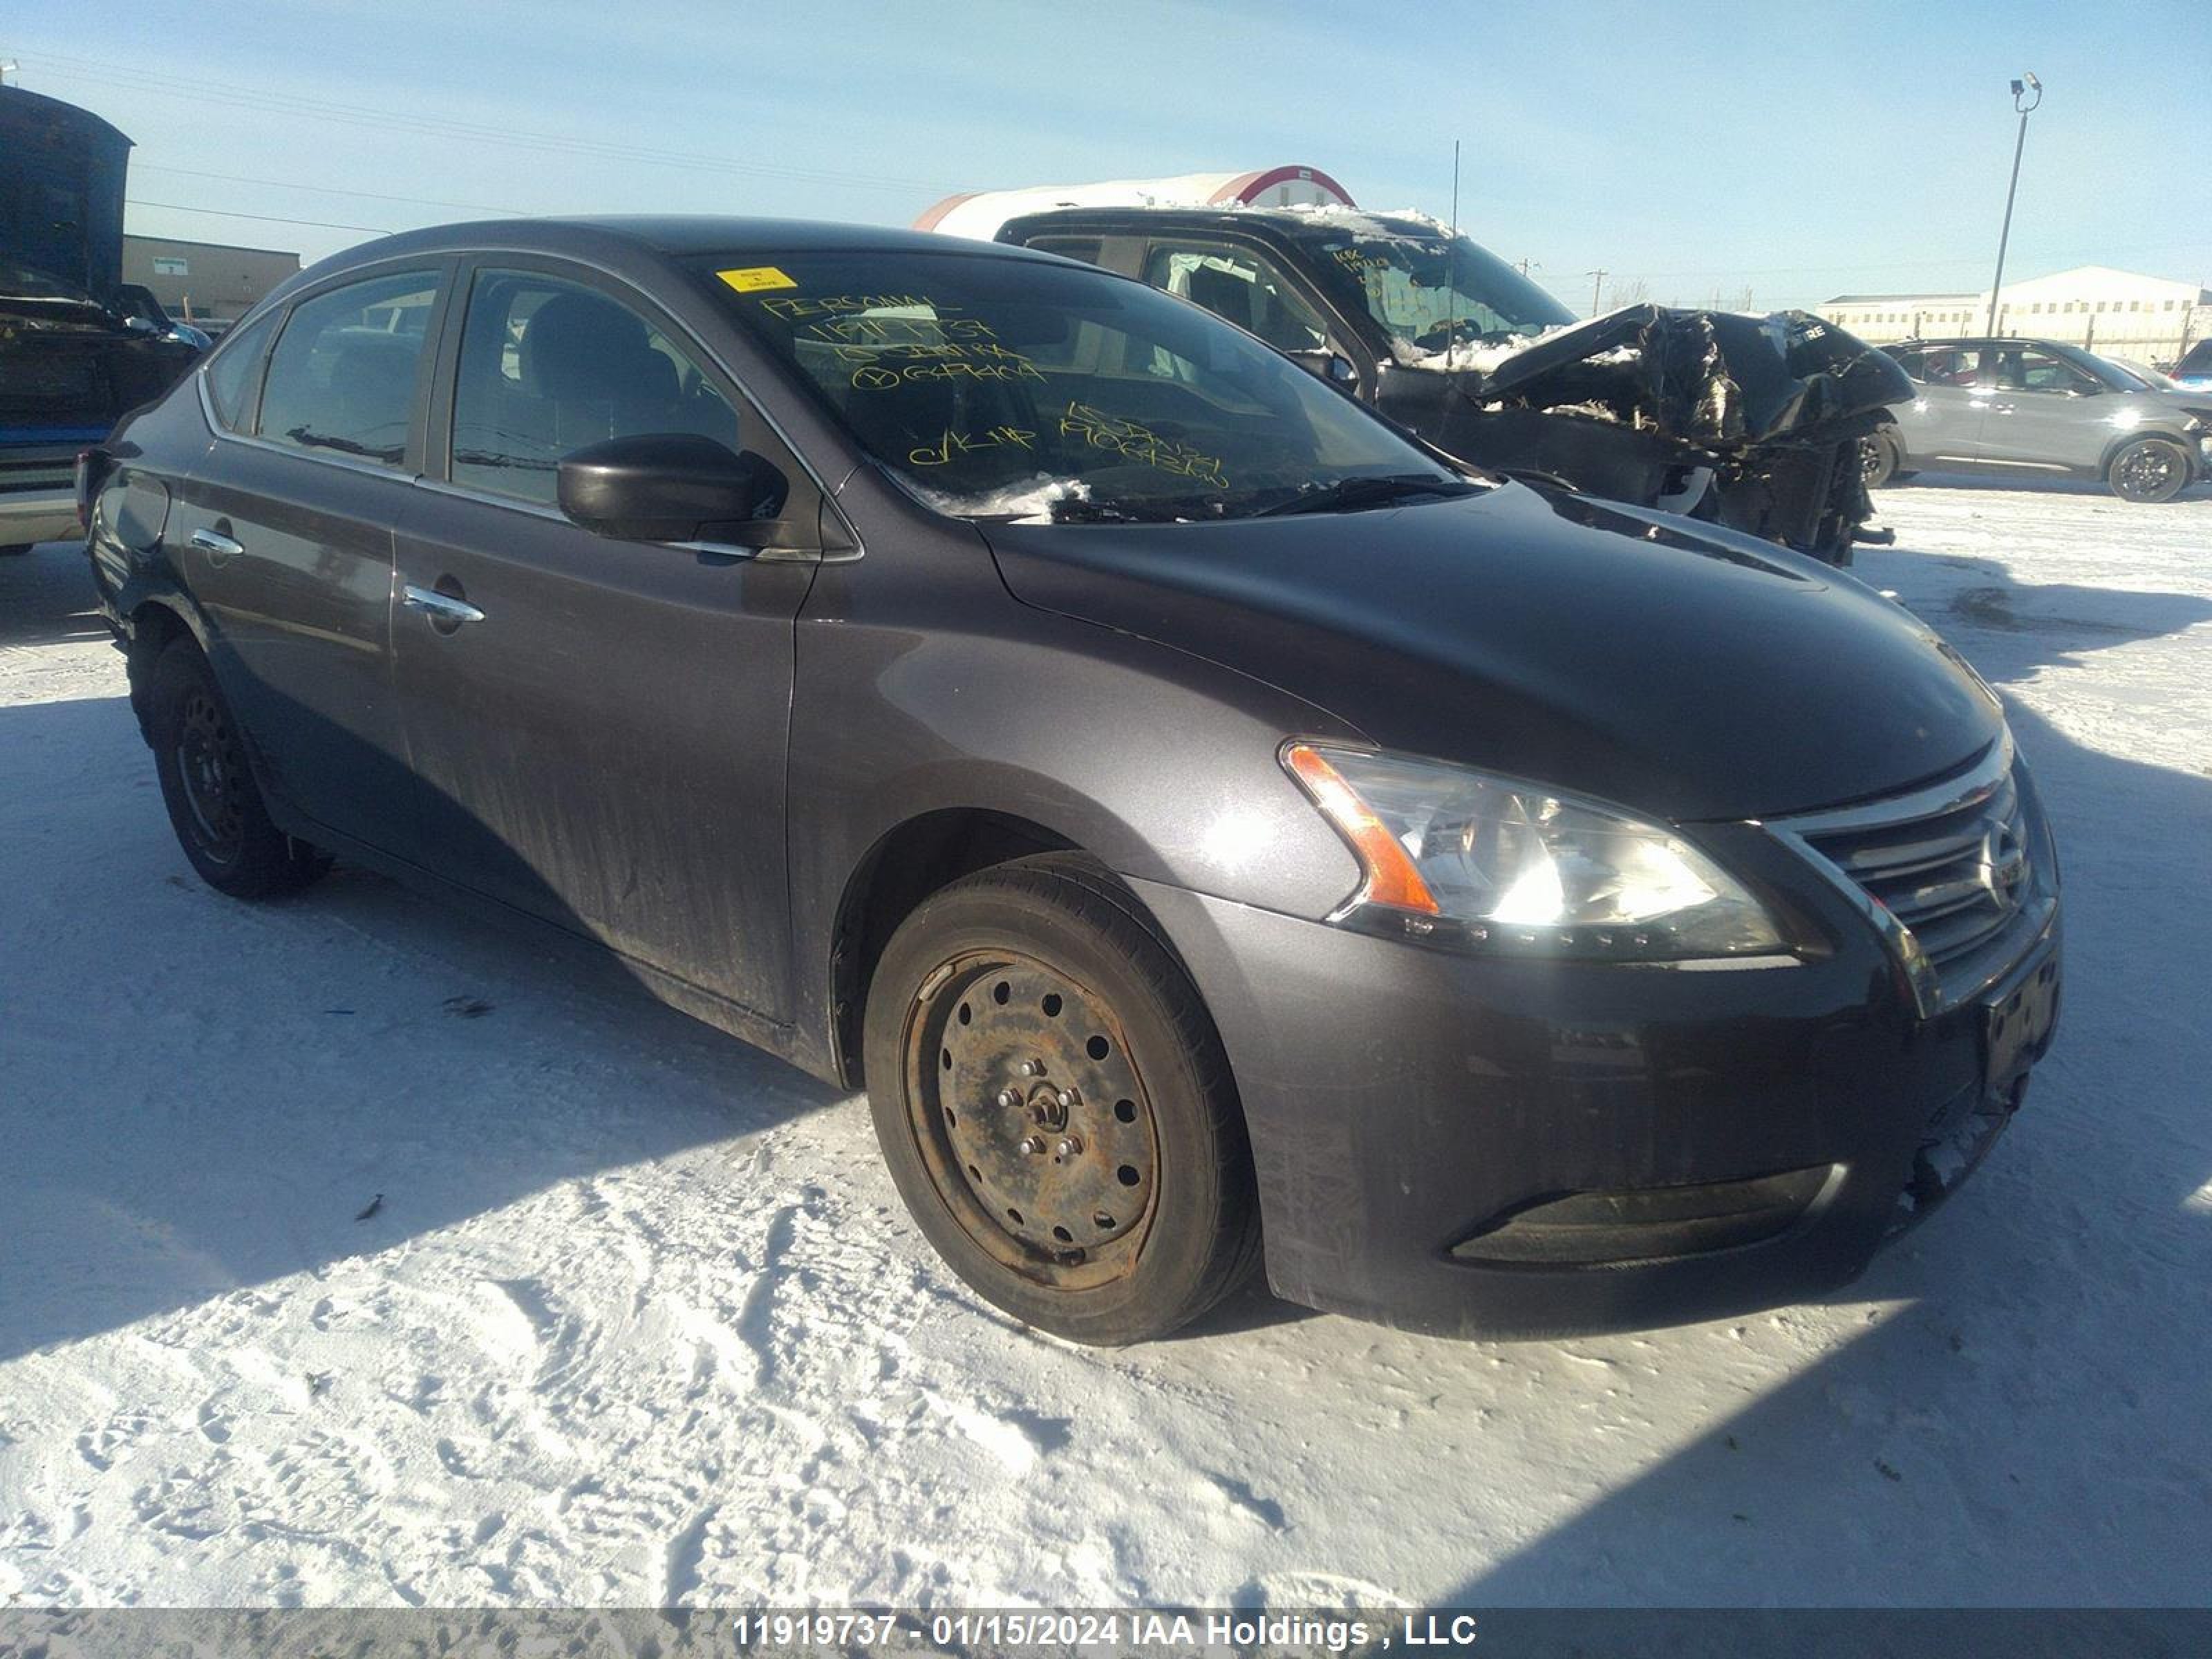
[2106,437,2190,503]
[147,639,332,899]
[862,854,1260,1344]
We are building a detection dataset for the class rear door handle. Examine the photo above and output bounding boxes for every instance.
[402,583,486,626]
[188,527,243,565]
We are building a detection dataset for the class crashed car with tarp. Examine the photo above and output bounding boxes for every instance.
[1,84,200,555]
[944,185,1906,564]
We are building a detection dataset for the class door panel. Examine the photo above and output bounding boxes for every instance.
[390,261,813,1020]
[389,492,811,1019]
[176,266,444,850]
[176,447,414,847]
[1898,344,1991,462]
[1979,345,2106,469]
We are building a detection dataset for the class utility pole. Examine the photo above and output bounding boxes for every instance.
[1986,73,2043,337]
[1445,140,1461,348]
[1585,270,1607,317]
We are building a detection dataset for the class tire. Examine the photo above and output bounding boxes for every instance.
[1860,431,1902,489]
[147,639,333,899]
[2106,436,2190,503]
[862,853,1261,1344]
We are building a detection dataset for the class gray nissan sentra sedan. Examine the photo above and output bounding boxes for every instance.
[80,218,2061,1344]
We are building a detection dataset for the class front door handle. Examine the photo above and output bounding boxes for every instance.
[188,527,243,565]
[402,583,486,626]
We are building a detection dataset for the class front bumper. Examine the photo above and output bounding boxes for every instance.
[1128,817,2060,1337]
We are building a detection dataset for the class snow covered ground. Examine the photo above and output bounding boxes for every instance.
[2,477,2209,1611]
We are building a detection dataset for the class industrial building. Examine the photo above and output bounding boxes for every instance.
[1819,265,2210,364]
[119,234,300,326]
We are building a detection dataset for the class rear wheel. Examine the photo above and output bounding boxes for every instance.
[863,854,1259,1344]
[1860,430,1903,489]
[2106,436,2190,503]
[147,639,332,898]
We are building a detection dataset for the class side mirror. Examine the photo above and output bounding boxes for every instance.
[557,433,788,543]
[1286,349,1360,392]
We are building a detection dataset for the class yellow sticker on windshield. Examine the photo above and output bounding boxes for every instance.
[718,265,797,294]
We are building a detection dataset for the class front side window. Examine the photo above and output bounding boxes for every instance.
[203,306,281,432]
[1299,224,1576,359]
[1991,346,2097,395]
[1141,242,1331,355]
[697,248,1456,522]
[256,270,439,466]
[449,268,740,506]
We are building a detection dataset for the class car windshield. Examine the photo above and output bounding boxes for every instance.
[696,249,1460,521]
[1294,223,1577,360]
[0,259,102,306]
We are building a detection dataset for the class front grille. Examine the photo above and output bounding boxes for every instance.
[1801,764,2033,970]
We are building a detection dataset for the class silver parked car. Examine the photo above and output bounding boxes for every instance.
[1864,337,2212,502]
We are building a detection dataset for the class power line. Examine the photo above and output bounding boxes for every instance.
[133,164,528,219]
[126,199,395,236]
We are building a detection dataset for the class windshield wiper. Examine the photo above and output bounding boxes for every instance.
[1256,474,1477,517]
[1047,498,1193,525]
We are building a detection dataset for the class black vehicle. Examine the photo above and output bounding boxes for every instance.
[84,218,2061,1344]
[1,86,201,556]
[988,205,1909,565]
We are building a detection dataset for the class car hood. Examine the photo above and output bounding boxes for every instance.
[982,482,2003,823]
[1405,306,1911,449]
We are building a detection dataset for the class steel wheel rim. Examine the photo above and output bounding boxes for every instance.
[2115,444,2175,500]
[175,687,245,863]
[902,950,1161,1290]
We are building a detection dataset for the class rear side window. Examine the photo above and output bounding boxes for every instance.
[448,268,741,507]
[203,308,281,432]
[256,270,439,467]
[1024,236,1106,269]
[1918,346,1983,388]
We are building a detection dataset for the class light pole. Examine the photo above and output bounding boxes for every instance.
[1986,73,2042,337]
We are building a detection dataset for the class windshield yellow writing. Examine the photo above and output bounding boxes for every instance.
[759,293,940,319]
[906,426,1039,467]
[1058,402,1227,489]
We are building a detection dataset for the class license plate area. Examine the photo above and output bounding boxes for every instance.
[1983,935,2061,1096]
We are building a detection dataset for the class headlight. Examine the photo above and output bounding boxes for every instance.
[1284,743,1787,961]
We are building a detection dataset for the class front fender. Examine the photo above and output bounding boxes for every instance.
[2097,422,2203,479]
[784,557,1369,1077]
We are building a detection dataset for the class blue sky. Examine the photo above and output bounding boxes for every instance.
[9,0,2208,313]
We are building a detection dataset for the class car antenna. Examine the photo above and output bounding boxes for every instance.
[1446,138,1461,364]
